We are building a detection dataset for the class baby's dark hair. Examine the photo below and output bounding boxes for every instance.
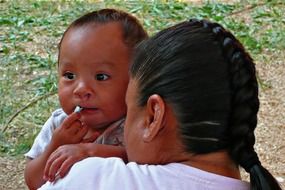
[130,19,281,190]
[58,8,147,61]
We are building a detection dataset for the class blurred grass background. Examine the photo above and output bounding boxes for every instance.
[0,0,284,156]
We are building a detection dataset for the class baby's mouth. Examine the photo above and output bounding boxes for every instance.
[80,107,99,113]
[83,107,98,110]
[74,106,98,113]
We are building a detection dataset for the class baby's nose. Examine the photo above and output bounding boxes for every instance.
[74,81,93,100]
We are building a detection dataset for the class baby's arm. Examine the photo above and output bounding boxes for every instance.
[24,112,87,190]
[44,143,127,182]
[25,140,64,190]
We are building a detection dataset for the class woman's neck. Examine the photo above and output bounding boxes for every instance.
[181,151,241,179]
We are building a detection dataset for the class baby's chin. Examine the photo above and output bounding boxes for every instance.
[82,118,112,131]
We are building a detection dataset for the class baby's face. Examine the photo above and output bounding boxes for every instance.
[58,22,130,129]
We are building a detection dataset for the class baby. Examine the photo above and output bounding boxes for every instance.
[24,9,147,190]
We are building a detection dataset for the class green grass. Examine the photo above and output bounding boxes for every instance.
[1,0,284,155]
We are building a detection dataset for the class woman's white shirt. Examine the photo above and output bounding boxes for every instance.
[38,157,249,190]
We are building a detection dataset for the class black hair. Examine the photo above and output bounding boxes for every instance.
[130,19,281,190]
[58,8,148,62]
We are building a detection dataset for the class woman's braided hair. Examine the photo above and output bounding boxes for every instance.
[188,18,260,171]
[131,19,281,190]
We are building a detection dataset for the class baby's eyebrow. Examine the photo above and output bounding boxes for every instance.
[96,60,117,68]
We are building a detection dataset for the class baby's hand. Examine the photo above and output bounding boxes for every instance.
[51,112,88,147]
[44,143,91,182]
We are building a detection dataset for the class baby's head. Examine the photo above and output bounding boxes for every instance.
[57,9,147,129]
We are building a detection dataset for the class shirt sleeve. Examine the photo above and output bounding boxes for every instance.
[37,157,119,190]
[24,109,66,159]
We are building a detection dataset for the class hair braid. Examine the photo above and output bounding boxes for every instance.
[215,25,259,166]
[188,19,281,190]
[189,18,259,167]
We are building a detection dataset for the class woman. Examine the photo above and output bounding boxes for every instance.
[39,19,282,190]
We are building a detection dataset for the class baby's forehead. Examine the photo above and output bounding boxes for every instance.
[62,24,129,53]
[59,24,131,65]
[66,22,125,42]
[59,59,122,69]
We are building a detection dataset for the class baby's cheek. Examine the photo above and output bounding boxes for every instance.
[58,92,73,114]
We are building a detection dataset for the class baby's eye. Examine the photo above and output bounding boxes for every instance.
[96,74,109,81]
[63,72,76,80]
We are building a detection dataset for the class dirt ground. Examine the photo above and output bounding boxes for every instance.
[0,157,27,189]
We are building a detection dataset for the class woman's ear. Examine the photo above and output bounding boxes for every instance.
[143,94,165,142]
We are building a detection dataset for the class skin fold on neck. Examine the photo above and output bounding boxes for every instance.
[181,151,241,179]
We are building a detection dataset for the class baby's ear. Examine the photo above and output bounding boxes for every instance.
[143,94,165,142]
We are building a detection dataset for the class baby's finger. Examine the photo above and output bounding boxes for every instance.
[44,151,61,180]
[78,123,88,135]
[73,123,88,141]
[68,120,84,135]
[47,155,66,182]
[57,157,76,179]
[61,112,81,129]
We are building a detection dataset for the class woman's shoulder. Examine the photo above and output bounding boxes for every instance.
[41,158,250,190]
[70,157,126,175]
